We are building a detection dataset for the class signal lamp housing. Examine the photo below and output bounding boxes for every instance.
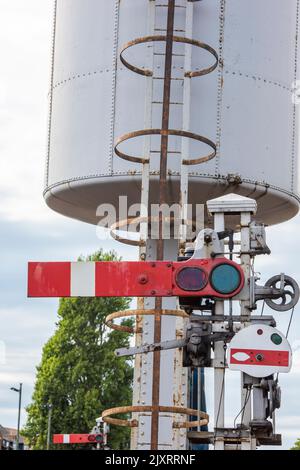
[173,258,244,300]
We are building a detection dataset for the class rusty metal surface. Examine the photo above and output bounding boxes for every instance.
[114,128,216,165]
[110,217,147,247]
[105,308,188,334]
[110,215,197,247]
[102,405,209,429]
[120,35,218,78]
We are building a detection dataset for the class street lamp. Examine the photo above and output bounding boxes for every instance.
[10,383,22,450]
[47,404,53,450]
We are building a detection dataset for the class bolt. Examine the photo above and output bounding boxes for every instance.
[256,353,264,362]
[151,290,156,295]
[138,274,148,285]
[204,235,212,244]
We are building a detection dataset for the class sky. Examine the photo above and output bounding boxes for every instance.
[0,0,300,450]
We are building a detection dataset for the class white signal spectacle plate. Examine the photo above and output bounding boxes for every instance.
[228,324,292,378]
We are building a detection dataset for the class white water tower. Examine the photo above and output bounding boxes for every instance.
[46,0,299,227]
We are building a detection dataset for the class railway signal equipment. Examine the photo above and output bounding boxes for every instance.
[53,418,109,449]
[228,324,292,378]
[28,194,299,450]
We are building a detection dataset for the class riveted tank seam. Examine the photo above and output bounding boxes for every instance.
[223,69,294,93]
[45,0,58,190]
[51,69,115,91]
[49,66,296,94]
[291,0,300,192]
[109,0,121,176]
[215,0,226,176]
[43,174,300,204]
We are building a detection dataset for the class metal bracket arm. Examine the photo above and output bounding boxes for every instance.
[115,331,234,357]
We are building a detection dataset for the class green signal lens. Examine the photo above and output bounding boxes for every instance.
[271,333,283,345]
[210,264,241,294]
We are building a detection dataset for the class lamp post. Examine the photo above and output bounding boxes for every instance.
[10,383,22,450]
[46,404,53,450]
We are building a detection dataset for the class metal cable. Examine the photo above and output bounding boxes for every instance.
[286,306,295,339]
[233,388,251,450]
[213,342,227,445]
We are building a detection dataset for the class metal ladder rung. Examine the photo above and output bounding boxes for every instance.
[154,52,185,57]
[152,101,184,105]
[154,28,186,33]
[150,150,182,154]
[156,4,186,9]
[153,77,184,81]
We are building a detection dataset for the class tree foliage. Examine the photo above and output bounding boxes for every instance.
[23,250,133,450]
[291,438,300,450]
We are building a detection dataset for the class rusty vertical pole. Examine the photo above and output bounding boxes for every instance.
[151,0,175,450]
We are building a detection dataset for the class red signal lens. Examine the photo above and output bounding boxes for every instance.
[176,267,208,291]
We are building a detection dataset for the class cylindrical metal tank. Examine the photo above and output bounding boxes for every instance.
[45,0,300,226]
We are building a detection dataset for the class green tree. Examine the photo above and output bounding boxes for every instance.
[291,438,300,450]
[23,250,133,450]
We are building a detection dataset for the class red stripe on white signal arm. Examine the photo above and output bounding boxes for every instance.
[230,348,289,367]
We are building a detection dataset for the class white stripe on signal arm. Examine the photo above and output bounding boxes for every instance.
[63,434,70,444]
[71,262,95,297]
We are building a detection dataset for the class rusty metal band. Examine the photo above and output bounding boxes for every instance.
[105,308,189,334]
[120,35,218,78]
[109,215,197,247]
[102,405,209,429]
[115,128,216,165]
[110,217,147,247]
